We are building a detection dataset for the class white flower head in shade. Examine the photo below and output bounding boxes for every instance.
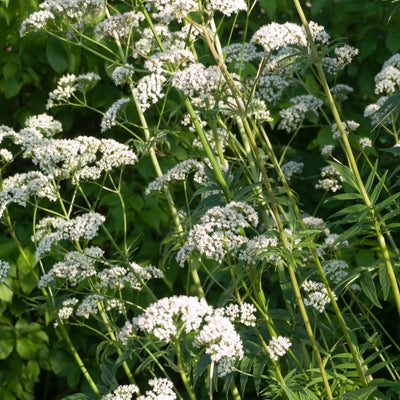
[176,201,258,266]
[238,234,279,265]
[278,95,323,133]
[0,260,11,283]
[332,84,353,102]
[323,259,350,285]
[223,43,262,69]
[266,336,292,361]
[209,0,247,16]
[251,22,307,53]
[102,384,140,400]
[364,96,390,126]
[359,137,372,148]
[101,98,130,132]
[308,21,330,45]
[322,45,358,75]
[112,64,134,86]
[321,144,335,156]
[331,120,359,139]
[255,75,290,105]
[137,378,176,400]
[302,280,336,312]
[315,165,344,192]
[280,161,304,181]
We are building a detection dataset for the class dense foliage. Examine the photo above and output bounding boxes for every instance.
[1,1,400,399]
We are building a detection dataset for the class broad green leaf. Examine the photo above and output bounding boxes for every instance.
[16,337,37,360]
[259,0,277,19]
[0,284,13,303]
[342,387,377,399]
[386,30,400,53]
[46,36,69,74]
[0,329,14,359]
[360,270,382,308]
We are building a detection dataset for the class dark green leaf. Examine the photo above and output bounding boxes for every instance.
[46,36,69,74]
[360,270,382,308]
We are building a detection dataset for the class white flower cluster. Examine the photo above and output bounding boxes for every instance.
[0,172,58,219]
[13,123,137,182]
[20,10,55,36]
[332,84,353,102]
[38,247,104,288]
[280,161,304,181]
[359,137,372,148]
[145,160,215,194]
[112,65,135,86]
[322,45,359,75]
[303,280,336,313]
[101,98,130,132]
[95,11,145,41]
[251,22,307,53]
[95,262,164,290]
[321,144,335,156]
[302,216,327,232]
[144,0,198,23]
[374,54,400,95]
[176,201,259,266]
[223,43,261,69]
[266,336,292,361]
[315,165,344,192]
[238,234,278,265]
[209,0,247,16]
[172,63,220,98]
[331,120,360,139]
[0,260,11,283]
[134,73,167,111]
[316,233,349,258]
[221,303,257,327]
[323,259,350,285]
[144,49,195,73]
[193,313,244,376]
[256,75,290,105]
[134,25,198,59]
[120,295,244,377]
[364,96,390,126]
[38,0,104,19]
[308,21,331,45]
[278,95,323,133]
[137,378,176,400]
[34,213,105,259]
[46,73,101,109]
[0,149,12,163]
[76,294,125,319]
[102,384,140,400]
[25,113,63,136]
[58,298,79,320]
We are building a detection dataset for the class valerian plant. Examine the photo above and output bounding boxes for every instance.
[0,0,400,399]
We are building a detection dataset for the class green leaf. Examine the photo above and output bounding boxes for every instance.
[379,264,391,300]
[386,30,400,53]
[360,270,382,308]
[259,0,277,19]
[342,387,377,399]
[311,0,330,16]
[46,36,69,74]
[16,337,37,360]
[61,395,90,400]
[0,284,13,303]
[0,329,14,359]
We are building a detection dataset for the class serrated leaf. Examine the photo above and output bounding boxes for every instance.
[360,270,382,308]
